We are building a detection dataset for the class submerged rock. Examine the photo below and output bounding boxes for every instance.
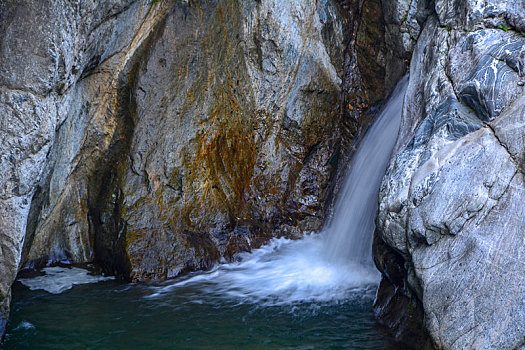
[375,0,525,348]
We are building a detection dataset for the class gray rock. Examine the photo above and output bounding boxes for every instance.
[450,30,525,122]
[111,0,348,281]
[0,290,9,341]
[0,0,161,337]
[375,0,525,348]
[382,0,421,55]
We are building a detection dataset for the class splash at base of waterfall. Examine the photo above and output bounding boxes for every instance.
[147,234,379,306]
[16,77,406,309]
[147,76,408,306]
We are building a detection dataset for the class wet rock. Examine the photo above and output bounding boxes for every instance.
[0,0,410,340]
[102,0,349,281]
[373,234,430,350]
[375,0,525,348]
[0,290,9,341]
[0,0,165,337]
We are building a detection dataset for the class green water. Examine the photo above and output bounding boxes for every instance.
[3,279,397,349]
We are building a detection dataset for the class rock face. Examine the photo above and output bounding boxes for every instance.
[374,0,525,348]
[1,0,376,337]
[111,0,348,280]
[0,0,163,336]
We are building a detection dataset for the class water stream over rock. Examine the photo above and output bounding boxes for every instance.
[323,75,408,267]
[145,76,408,305]
[5,77,408,349]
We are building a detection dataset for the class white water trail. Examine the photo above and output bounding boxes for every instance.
[323,75,408,267]
[147,76,408,305]
[147,234,379,304]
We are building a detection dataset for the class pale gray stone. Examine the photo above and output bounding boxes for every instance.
[375,0,525,348]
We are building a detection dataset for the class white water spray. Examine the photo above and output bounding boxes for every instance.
[147,76,408,305]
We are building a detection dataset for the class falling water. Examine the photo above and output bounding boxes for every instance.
[144,76,408,304]
[323,75,408,266]
[7,77,409,350]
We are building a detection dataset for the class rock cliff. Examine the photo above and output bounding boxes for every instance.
[374,0,525,349]
[1,0,177,336]
[1,0,395,339]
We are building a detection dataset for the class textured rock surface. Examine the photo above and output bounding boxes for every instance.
[1,0,378,338]
[113,0,348,280]
[375,0,525,348]
[0,0,164,337]
[11,0,348,279]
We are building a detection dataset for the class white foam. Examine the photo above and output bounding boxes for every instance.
[13,321,35,331]
[18,267,114,294]
[145,77,408,306]
[147,234,380,305]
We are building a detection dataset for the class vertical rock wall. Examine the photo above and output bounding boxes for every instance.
[112,0,348,280]
[375,1,525,349]
[0,0,164,337]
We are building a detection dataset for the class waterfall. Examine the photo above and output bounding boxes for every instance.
[146,77,409,304]
[324,75,408,266]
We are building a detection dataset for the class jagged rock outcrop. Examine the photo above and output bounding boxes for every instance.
[374,0,525,348]
[1,0,381,338]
